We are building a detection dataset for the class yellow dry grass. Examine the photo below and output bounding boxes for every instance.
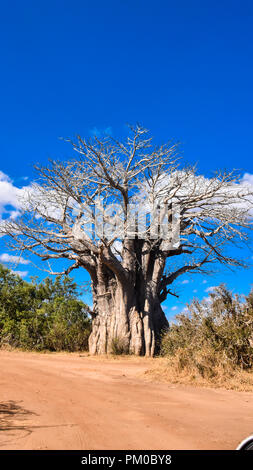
[143,356,253,391]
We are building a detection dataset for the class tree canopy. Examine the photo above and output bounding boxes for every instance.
[0,265,91,351]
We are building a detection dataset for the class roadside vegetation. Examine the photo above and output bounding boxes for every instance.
[147,284,253,390]
[1,265,253,390]
[0,265,91,351]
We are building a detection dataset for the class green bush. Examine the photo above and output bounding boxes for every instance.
[161,284,253,372]
[0,265,91,351]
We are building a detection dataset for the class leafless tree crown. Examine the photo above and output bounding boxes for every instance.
[2,125,253,299]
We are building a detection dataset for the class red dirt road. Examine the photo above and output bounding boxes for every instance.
[0,351,252,450]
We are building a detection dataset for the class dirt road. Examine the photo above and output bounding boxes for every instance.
[0,351,252,450]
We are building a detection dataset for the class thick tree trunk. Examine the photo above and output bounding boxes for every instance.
[88,266,168,356]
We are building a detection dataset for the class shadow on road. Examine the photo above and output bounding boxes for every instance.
[0,400,37,446]
[0,400,77,448]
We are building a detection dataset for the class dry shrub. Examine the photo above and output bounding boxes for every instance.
[153,285,253,390]
[110,336,129,355]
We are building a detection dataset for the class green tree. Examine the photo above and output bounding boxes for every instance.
[0,265,91,351]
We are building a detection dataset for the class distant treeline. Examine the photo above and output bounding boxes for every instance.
[0,265,91,351]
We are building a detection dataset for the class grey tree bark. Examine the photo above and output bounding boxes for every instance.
[88,260,168,356]
[84,235,171,356]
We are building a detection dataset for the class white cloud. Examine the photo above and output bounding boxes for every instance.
[181,279,189,284]
[0,170,33,221]
[139,170,253,226]
[205,286,216,293]
[234,173,253,216]
[11,270,28,278]
[0,253,30,265]
[0,171,83,231]
[242,173,253,186]
[202,280,208,284]
[0,171,11,182]
[171,306,177,311]
[193,289,198,293]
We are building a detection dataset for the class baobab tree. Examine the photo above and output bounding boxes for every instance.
[2,126,253,355]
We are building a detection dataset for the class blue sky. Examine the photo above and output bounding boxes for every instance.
[0,0,252,318]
